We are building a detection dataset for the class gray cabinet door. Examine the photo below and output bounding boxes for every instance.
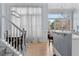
[53,33,72,56]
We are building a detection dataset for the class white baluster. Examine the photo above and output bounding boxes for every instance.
[7,30,9,43]
[11,35,12,46]
[13,26,15,48]
[22,28,26,55]
[15,29,17,50]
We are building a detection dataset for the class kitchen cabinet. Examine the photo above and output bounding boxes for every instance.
[53,31,72,56]
[72,34,79,56]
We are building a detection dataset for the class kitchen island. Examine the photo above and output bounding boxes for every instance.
[52,30,72,56]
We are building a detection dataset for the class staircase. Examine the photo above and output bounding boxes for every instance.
[0,41,17,56]
[0,11,26,56]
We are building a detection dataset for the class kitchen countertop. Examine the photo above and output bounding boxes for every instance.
[72,34,79,39]
[51,30,72,34]
[50,30,79,39]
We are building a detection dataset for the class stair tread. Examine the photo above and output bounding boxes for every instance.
[0,47,5,51]
[1,53,14,56]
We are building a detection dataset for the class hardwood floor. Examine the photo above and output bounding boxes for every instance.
[26,41,53,56]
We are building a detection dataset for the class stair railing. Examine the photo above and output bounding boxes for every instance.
[4,19,26,56]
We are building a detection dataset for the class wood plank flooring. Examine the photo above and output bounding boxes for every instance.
[26,41,53,56]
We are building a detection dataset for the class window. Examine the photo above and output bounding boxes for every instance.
[48,13,71,31]
[10,7,42,39]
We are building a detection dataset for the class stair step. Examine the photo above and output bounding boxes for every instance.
[1,52,14,56]
[5,54,13,56]
[0,47,6,52]
[0,39,22,56]
[0,46,14,56]
[4,52,14,56]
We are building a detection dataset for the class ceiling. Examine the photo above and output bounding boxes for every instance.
[48,3,79,13]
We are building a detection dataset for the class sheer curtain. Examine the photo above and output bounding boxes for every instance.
[10,7,42,42]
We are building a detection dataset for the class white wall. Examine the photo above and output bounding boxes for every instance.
[1,3,9,39]
[73,10,79,32]
[48,3,79,10]
[0,4,2,38]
